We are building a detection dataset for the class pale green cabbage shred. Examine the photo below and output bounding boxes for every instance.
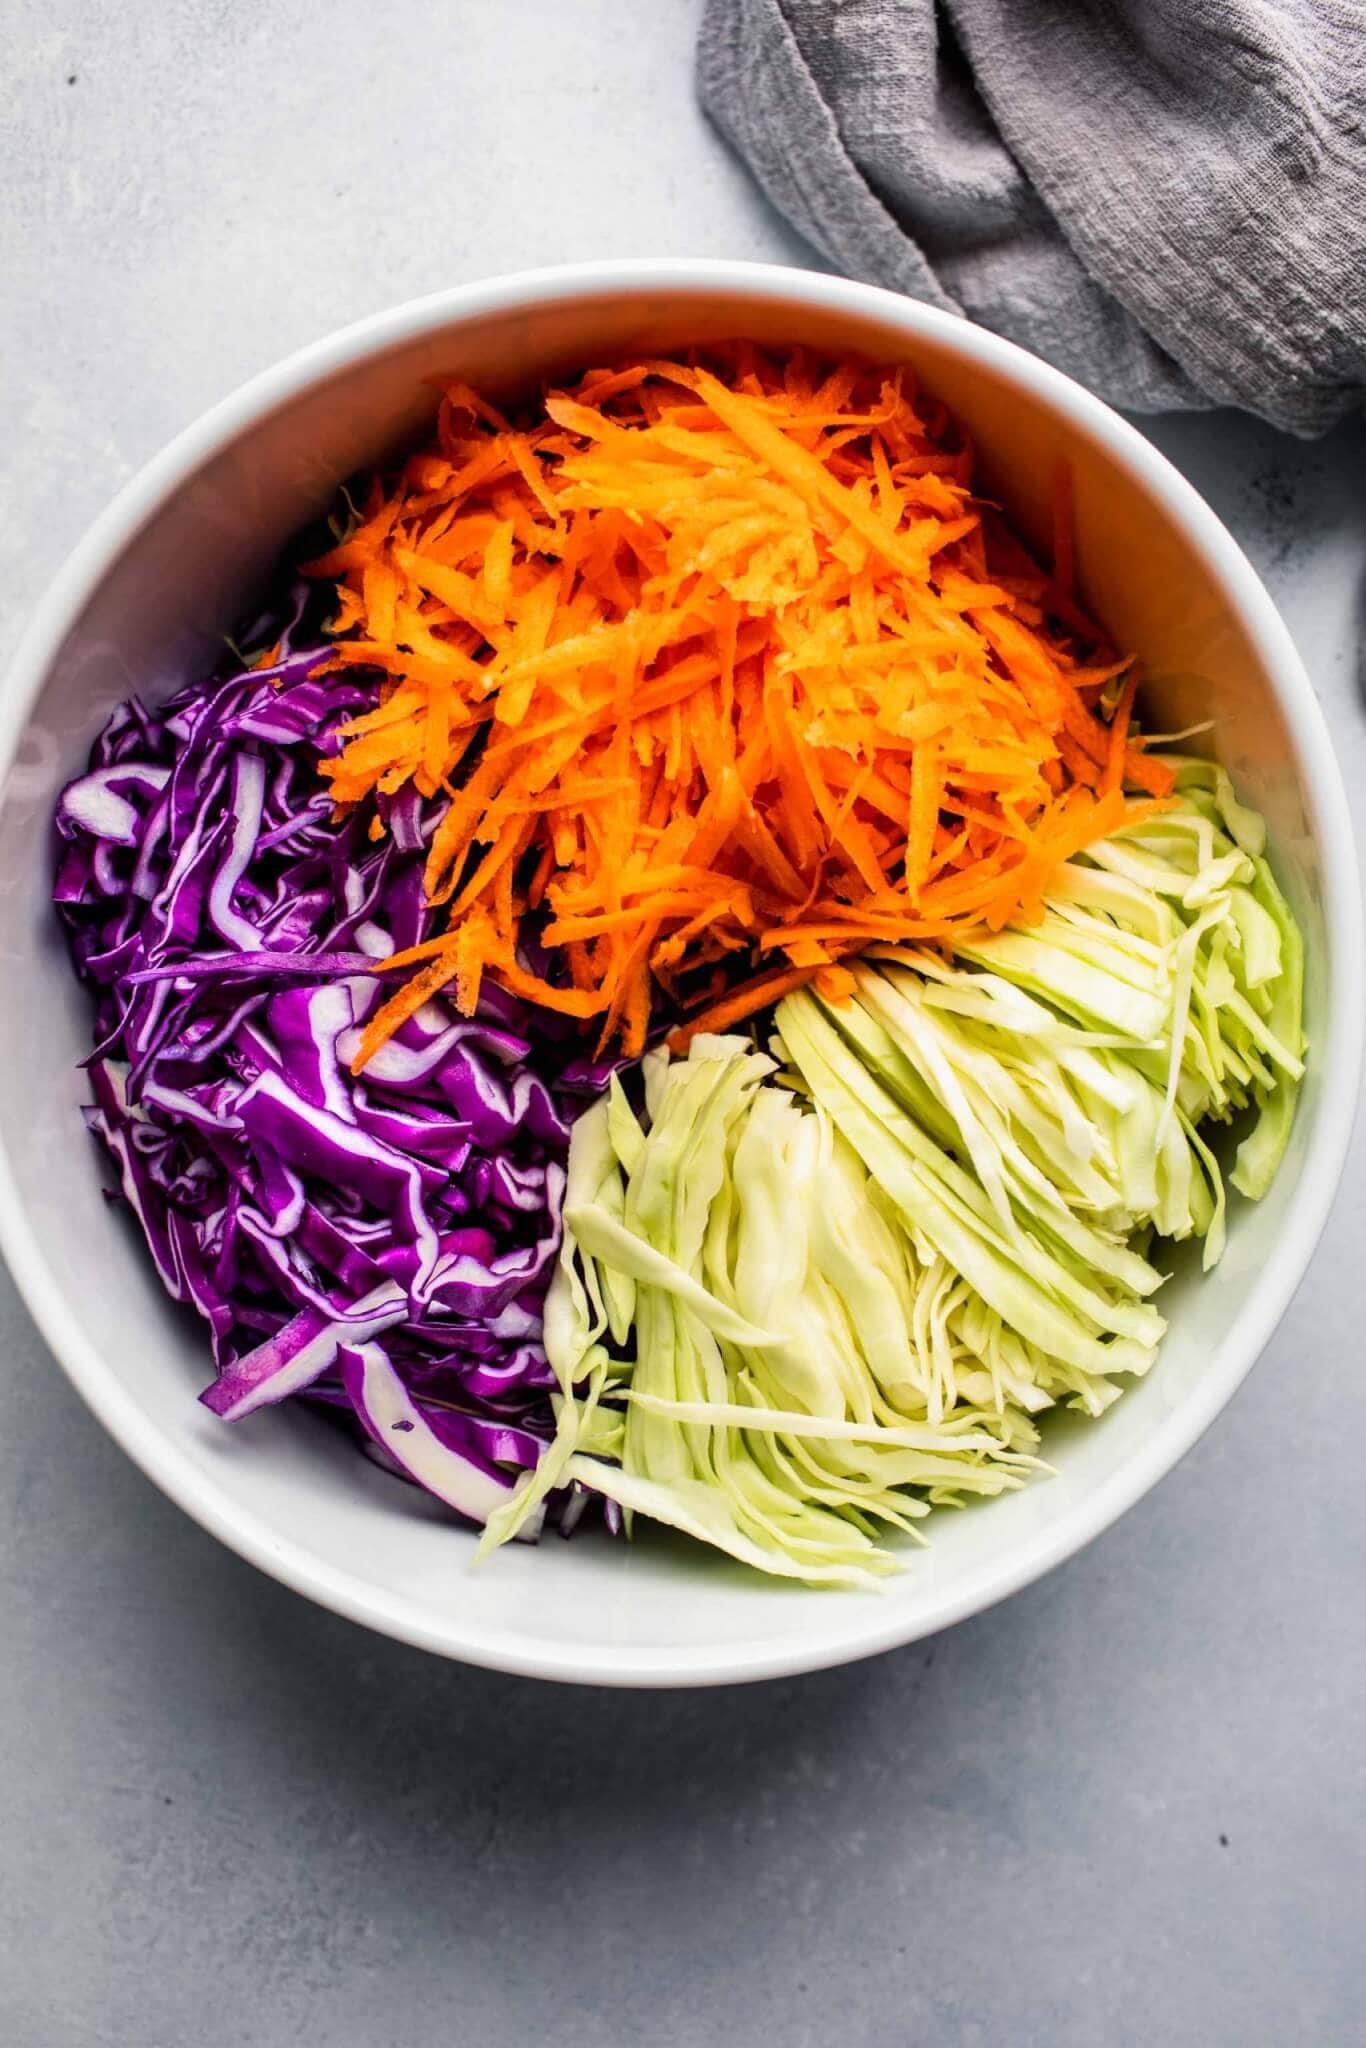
[481,762,1305,1585]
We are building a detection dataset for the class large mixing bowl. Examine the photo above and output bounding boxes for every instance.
[2,261,1359,1685]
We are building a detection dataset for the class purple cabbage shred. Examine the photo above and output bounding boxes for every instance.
[54,584,617,1536]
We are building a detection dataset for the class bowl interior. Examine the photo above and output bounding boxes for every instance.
[0,272,1348,1683]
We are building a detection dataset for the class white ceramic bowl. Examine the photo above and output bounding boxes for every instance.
[3,261,1360,1686]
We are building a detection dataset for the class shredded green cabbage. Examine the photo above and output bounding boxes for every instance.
[484,770,1305,1583]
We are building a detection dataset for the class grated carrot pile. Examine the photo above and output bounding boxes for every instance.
[303,348,1172,1066]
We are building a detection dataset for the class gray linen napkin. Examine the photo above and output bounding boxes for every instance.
[698,0,1366,433]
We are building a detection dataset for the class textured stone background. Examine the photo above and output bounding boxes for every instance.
[3,5,1365,2044]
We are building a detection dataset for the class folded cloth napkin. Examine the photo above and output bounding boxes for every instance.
[698,0,1366,433]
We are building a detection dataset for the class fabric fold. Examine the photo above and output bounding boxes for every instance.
[698,0,1366,434]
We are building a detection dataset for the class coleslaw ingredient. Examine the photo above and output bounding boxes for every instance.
[54,590,610,1531]
[487,769,1303,1580]
[306,350,1173,1068]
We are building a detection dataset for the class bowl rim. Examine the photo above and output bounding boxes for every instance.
[3,256,1361,1687]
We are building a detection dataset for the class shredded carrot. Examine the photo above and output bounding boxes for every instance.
[1101,668,1140,797]
[667,964,821,1050]
[304,347,1157,1066]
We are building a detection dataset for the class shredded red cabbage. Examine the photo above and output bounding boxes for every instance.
[55,584,615,1537]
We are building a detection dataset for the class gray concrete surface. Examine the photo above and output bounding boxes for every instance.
[3,5,1364,2044]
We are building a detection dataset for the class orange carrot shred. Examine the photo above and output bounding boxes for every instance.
[306,350,1161,1066]
[1101,667,1141,797]
[666,965,821,1051]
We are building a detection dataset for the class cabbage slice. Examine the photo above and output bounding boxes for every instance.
[484,775,1304,1584]
[487,1035,1041,1581]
